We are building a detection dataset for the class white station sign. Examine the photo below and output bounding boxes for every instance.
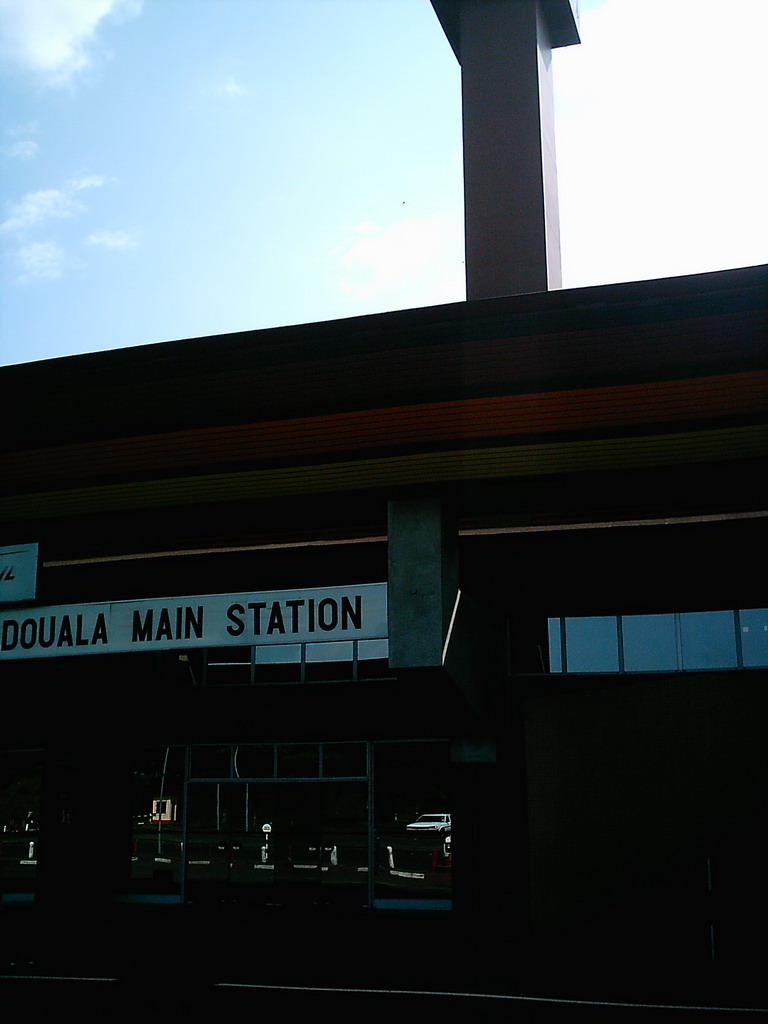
[0,583,387,661]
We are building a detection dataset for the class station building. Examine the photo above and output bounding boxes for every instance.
[1,0,766,995]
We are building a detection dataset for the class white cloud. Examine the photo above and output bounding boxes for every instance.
[336,216,464,306]
[0,0,143,84]
[70,174,115,191]
[3,123,39,159]
[3,175,118,283]
[198,73,248,111]
[214,75,245,102]
[86,229,138,248]
[553,0,768,287]
[15,241,65,283]
[1,188,83,233]
[2,140,39,159]
[5,121,38,137]
[1,175,114,234]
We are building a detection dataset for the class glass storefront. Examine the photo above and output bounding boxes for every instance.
[373,741,453,908]
[0,749,42,901]
[126,740,452,909]
[130,745,185,899]
[185,779,369,907]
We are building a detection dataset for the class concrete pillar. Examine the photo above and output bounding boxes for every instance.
[387,496,458,668]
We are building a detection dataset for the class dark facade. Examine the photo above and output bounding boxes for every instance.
[1,263,766,995]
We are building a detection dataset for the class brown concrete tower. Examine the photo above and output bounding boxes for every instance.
[431,0,580,297]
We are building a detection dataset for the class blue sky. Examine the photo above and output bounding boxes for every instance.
[1,0,766,366]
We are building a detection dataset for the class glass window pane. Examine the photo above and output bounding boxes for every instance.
[305,641,353,682]
[234,745,275,779]
[206,646,251,686]
[305,642,353,663]
[547,619,563,672]
[360,638,387,663]
[357,639,391,680]
[206,664,251,686]
[0,750,42,897]
[254,644,302,683]
[564,617,619,673]
[322,743,367,778]
[130,746,184,895]
[740,609,768,667]
[207,646,250,664]
[374,741,452,907]
[190,745,231,779]
[255,644,301,664]
[277,744,320,779]
[680,611,737,670]
[358,639,388,661]
[622,614,678,672]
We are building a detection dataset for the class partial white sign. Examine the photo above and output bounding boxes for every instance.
[0,543,38,604]
[0,583,387,661]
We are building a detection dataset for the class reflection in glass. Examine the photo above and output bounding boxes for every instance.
[185,780,368,908]
[0,750,42,896]
[130,746,184,895]
[373,742,452,907]
[622,614,678,672]
[740,608,768,667]
[125,741,457,909]
[680,611,737,670]
[564,617,619,673]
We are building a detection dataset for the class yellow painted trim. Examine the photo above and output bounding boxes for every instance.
[2,425,766,521]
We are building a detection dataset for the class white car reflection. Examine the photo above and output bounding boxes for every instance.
[405,813,451,833]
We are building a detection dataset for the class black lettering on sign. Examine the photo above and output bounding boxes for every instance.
[75,614,89,646]
[155,608,173,641]
[1,612,110,653]
[93,613,109,645]
[247,602,267,635]
[341,595,362,631]
[186,606,204,640]
[267,602,285,634]
[285,599,304,631]
[57,617,74,647]
[133,609,153,642]
[318,598,338,631]
[132,606,203,643]
[1,620,18,650]
[39,618,56,648]
[226,603,245,636]
[21,619,37,649]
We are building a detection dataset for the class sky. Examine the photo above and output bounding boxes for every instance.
[1,0,766,367]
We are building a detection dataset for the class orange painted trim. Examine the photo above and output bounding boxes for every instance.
[3,371,767,489]
[3,425,765,522]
